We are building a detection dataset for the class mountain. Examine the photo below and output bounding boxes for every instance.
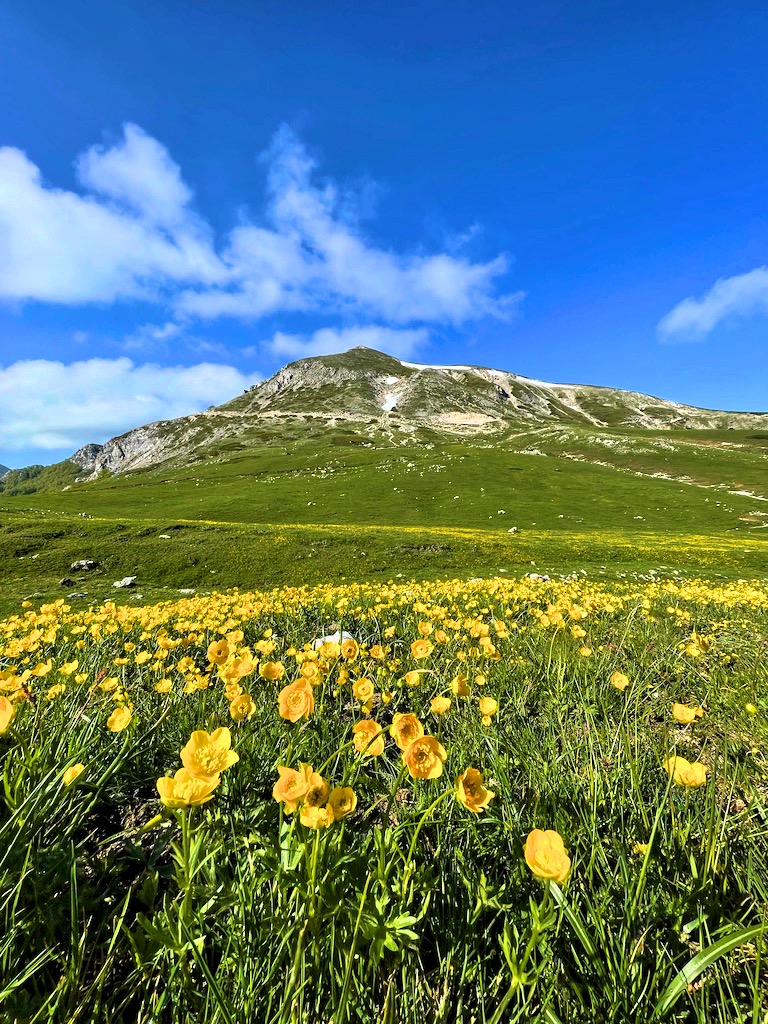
[74,347,768,479]
[0,465,9,477]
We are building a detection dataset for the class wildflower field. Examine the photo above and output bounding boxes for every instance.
[2,574,768,1023]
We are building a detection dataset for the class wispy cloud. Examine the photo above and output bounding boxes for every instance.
[0,123,520,333]
[658,266,768,340]
[0,357,261,453]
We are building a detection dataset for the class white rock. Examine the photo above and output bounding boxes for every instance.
[113,576,137,589]
[312,630,355,649]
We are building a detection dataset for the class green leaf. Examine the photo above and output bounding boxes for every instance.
[654,924,765,1018]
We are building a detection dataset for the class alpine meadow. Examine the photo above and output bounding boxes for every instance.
[2,347,767,1022]
[3,3,768,1021]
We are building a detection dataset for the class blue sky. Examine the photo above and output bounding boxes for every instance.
[1,0,768,467]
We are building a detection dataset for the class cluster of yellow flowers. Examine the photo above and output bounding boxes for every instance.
[272,764,356,829]
[1,574,764,897]
[156,728,239,808]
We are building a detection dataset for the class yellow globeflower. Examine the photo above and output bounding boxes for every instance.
[207,639,230,665]
[451,674,471,697]
[352,719,385,756]
[403,735,448,780]
[180,728,239,780]
[390,713,425,750]
[260,661,285,681]
[272,763,313,813]
[107,706,132,732]
[303,772,330,809]
[230,693,256,721]
[524,829,571,884]
[430,696,452,715]
[341,638,360,661]
[663,756,708,787]
[479,696,498,717]
[328,787,357,821]
[610,672,630,691]
[300,805,334,829]
[157,767,220,808]
[0,697,17,733]
[456,768,495,814]
[410,638,434,660]
[353,677,375,702]
[278,679,315,722]
[403,671,422,688]
[62,763,85,786]
[671,703,704,724]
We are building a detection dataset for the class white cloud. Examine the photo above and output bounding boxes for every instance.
[267,325,430,360]
[0,123,518,330]
[658,266,768,339]
[0,135,227,304]
[0,357,261,453]
[179,126,520,325]
[76,124,194,227]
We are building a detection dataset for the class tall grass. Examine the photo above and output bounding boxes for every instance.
[1,575,767,1022]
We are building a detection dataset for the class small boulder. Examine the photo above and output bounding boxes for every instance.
[113,576,137,589]
[71,559,99,571]
[59,577,75,587]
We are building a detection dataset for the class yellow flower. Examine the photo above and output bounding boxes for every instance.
[230,693,256,721]
[300,661,322,683]
[417,621,433,636]
[328,787,357,821]
[107,706,132,732]
[410,638,434,660]
[272,763,313,813]
[59,660,79,676]
[260,661,285,681]
[303,772,330,808]
[47,683,66,700]
[154,678,173,693]
[341,638,360,661]
[663,756,708,787]
[610,672,630,691]
[451,674,471,697]
[353,677,375,702]
[579,646,592,658]
[671,703,704,724]
[456,768,495,814]
[431,696,451,715]
[62,763,85,786]
[180,728,239,779]
[403,670,422,687]
[403,735,448,779]
[390,713,425,750]
[353,719,385,756]
[479,696,498,717]
[745,703,758,715]
[524,829,571,884]
[278,679,315,722]
[300,805,334,829]
[157,767,220,808]
[369,644,386,660]
[207,639,230,665]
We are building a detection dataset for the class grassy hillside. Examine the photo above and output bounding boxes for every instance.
[0,426,765,618]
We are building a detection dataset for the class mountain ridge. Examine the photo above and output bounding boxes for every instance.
[4,346,768,486]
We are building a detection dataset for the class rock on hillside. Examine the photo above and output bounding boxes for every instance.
[77,346,768,478]
[0,464,10,477]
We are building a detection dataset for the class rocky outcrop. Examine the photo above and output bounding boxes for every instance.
[70,444,104,471]
[71,345,768,479]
